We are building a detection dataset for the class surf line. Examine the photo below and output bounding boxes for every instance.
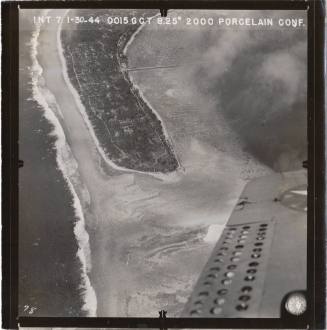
[30,9,97,316]
[57,10,182,182]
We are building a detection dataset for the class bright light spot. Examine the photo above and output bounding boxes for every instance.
[285,293,307,316]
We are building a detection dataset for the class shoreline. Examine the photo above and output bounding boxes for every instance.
[122,13,184,172]
[31,11,97,316]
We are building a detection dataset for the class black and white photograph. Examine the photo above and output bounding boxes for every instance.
[18,8,307,319]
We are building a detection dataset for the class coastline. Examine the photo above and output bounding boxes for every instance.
[30,12,97,316]
[122,13,184,172]
[33,10,140,316]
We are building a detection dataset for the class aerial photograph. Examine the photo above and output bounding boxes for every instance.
[19,8,307,318]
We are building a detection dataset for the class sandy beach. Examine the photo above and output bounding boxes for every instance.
[19,10,88,317]
[35,9,271,317]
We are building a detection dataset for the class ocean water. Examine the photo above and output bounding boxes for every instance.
[19,11,89,317]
